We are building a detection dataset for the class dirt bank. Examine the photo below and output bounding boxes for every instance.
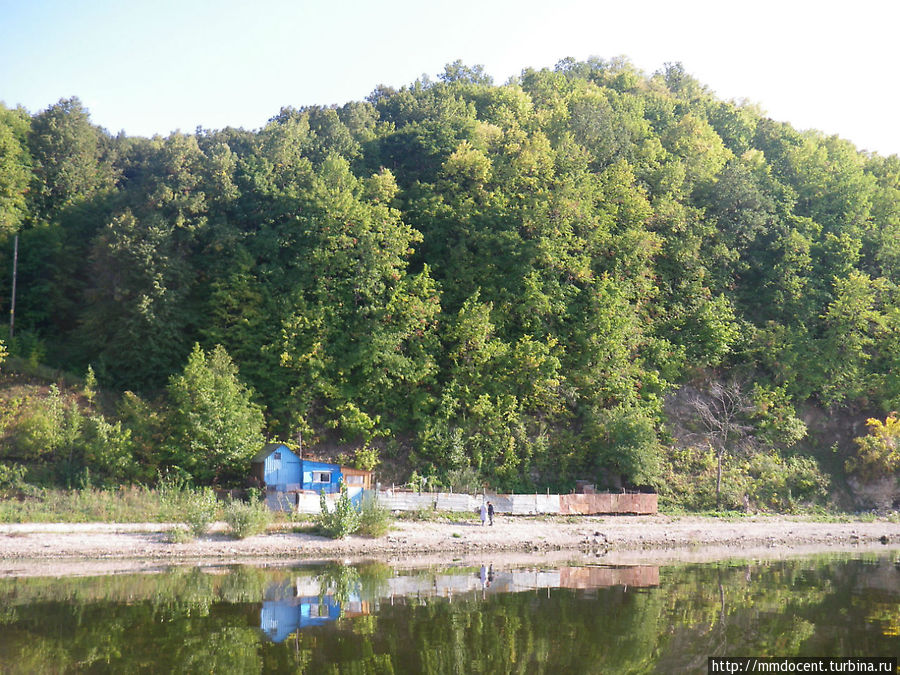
[1,514,899,577]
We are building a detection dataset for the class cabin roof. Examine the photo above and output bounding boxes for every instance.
[250,443,294,463]
[250,444,372,478]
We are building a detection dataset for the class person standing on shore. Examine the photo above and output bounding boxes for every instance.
[480,502,487,526]
[487,501,494,526]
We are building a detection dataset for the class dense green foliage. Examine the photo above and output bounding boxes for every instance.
[1,58,898,502]
[847,413,900,482]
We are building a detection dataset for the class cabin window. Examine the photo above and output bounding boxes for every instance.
[272,452,281,471]
[313,472,331,483]
[345,474,364,484]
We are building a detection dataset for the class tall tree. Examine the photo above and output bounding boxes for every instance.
[165,344,265,484]
[27,97,116,219]
[0,103,31,234]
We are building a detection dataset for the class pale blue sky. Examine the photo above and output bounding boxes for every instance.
[2,0,898,156]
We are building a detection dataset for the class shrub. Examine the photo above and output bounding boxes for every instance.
[746,453,830,512]
[444,466,482,494]
[224,496,271,539]
[357,493,391,537]
[169,526,194,544]
[846,413,900,482]
[158,474,220,537]
[659,443,830,513]
[353,444,380,471]
[157,469,193,521]
[182,487,219,537]
[658,444,747,511]
[0,462,27,495]
[317,483,360,539]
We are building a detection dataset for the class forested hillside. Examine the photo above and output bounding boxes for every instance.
[1,58,898,508]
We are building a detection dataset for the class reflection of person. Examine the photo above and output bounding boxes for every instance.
[487,501,494,526]
[480,502,487,526]
[487,564,493,588]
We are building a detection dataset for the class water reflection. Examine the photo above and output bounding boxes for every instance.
[257,562,661,642]
[0,554,896,673]
[261,595,345,642]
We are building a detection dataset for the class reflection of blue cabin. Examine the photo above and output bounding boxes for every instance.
[260,596,342,642]
[251,443,343,493]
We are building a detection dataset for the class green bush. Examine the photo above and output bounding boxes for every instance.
[169,526,194,544]
[357,493,392,537]
[157,473,220,537]
[157,470,193,521]
[444,466,482,494]
[182,488,219,537]
[316,484,361,538]
[224,496,271,539]
[746,453,830,512]
[658,444,746,511]
[0,463,27,494]
[659,444,830,513]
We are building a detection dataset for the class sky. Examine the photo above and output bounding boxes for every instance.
[1,0,898,156]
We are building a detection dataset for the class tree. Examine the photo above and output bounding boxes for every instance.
[165,344,265,484]
[0,103,31,234]
[682,380,755,508]
[27,97,116,218]
[78,209,195,389]
[815,271,882,406]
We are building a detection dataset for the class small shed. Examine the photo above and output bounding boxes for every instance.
[341,466,373,490]
[251,443,302,491]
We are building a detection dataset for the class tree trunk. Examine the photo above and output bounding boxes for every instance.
[716,450,723,509]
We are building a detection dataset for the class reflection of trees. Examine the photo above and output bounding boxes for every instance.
[356,561,393,599]
[0,565,275,673]
[2,556,899,672]
[652,556,900,670]
[313,561,393,607]
[317,563,361,606]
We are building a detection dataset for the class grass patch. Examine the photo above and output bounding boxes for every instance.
[394,507,444,522]
[0,486,165,523]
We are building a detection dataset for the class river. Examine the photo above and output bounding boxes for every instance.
[0,551,897,673]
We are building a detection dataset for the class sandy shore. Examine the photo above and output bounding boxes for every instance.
[1,514,899,577]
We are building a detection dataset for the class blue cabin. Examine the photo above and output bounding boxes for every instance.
[300,458,343,494]
[251,443,302,491]
[251,443,344,493]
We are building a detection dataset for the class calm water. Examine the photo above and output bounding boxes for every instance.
[1,552,898,673]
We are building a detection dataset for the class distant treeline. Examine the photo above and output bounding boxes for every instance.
[0,58,897,505]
